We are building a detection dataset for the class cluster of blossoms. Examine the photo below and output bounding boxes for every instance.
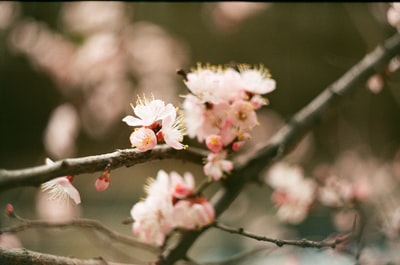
[181,63,276,180]
[265,162,316,224]
[122,95,186,151]
[130,170,215,246]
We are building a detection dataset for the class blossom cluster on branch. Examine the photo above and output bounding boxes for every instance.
[181,63,276,180]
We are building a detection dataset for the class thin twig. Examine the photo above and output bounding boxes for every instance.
[212,222,352,249]
[0,247,140,265]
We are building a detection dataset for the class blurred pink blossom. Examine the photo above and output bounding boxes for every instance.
[266,162,316,224]
[130,170,214,246]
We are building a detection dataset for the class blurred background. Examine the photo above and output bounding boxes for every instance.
[1,2,400,264]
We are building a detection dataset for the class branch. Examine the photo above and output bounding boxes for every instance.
[0,217,159,253]
[0,146,207,192]
[160,33,400,264]
[0,247,140,265]
[212,222,352,249]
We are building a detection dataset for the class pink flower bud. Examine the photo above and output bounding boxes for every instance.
[95,169,110,192]
[5,203,14,217]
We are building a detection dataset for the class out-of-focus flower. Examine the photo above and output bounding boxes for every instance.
[205,2,269,33]
[387,3,400,29]
[206,134,223,153]
[173,198,215,229]
[0,233,22,248]
[366,74,384,94]
[130,170,215,246]
[203,151,234,181]
[60,1,128,35]
[41,158,81,205]
[0,1,20,30]
[266,162,316,224]
[43,103,80,159]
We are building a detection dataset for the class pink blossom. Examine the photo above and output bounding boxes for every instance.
[387,3,400,29]
[203,151,234,181]
[122,97,175,127]
[205,134,223,153]
[169,171,195,198]
[173,199,215,229]
[238,65,276,95]
[130,198,174,246]
[129,127,157,151]
[184,68,226,104]
[182,94,205,140]
[228,100,258,131]
[130,170,215,245]
[266,163,316,224]
[160,113,187,150]
[41,158,81,205]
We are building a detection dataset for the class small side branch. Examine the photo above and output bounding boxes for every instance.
[0,217,160,254]
[0,247,139,265]
[212,222,352,249]
[0,145,207,192]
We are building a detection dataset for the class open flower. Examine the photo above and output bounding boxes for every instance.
[130,170,215,246]
[159,112,187,150]
[123,95,187,151]
[41,158,81,205]
[129,127,157,151]
[203,151,234,181]
[122,96,175,127]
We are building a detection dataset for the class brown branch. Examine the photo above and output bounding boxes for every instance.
[0,217,160,254]
[212,222,352,249]
[0,145,207,192]
[160,33,400,264]
[0,247,140,265]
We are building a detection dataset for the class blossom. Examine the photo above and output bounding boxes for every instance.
[41,158,81,205]
[129,127,157,151]
[123,95,187,151]
[169,171,195,198]
[387,3,400,29]
[173,199,215,229]
[205,134,223,153]
[159,112,187,150]
[130,170,215,246]
[238,64,276,95]
[227,100,258,131]
[266,162,316,224]
[122,96,175,127]
[203,151,234,181]
[131,197,174,246]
